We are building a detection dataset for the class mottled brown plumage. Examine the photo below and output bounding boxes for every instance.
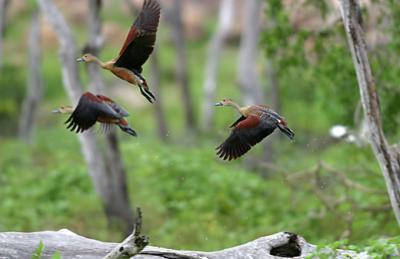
[215,99,294,160]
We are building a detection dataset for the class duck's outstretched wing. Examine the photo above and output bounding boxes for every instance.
[216,115,277,160]
[65,92,122,133]
[114,0,161,73]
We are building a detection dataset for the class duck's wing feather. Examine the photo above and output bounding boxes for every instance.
[96,94,129,117]
[114,0,160,73]
[216,115,277,160]
[65,92,122,133]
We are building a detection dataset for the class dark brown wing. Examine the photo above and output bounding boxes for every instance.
[65,92,122,133]
[96,94,129,117]
[216,115,278,160]
[114,0,160,73]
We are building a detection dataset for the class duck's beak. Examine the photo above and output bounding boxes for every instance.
[214,102,223,106]
[76,57,84,62]
[52,109,61,113]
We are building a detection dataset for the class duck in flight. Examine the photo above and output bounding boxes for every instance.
[215,98,294,160]
[53,92,137,137]
[77,0,161,103]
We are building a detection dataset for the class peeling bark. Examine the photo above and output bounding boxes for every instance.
[339,0,400,225]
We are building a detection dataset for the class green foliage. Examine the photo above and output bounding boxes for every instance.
[0,63,25,135]
[307,237,400,258]
[0,128,398,250]
[31,241,44,259]
[31,241,62,259]
[262,0,400,138]
[51,251,62,259]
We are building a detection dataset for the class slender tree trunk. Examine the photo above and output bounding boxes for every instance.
[202,0,234,130]
[237,0,263,105]
[0,0,10,68]
[149,46,168,141]
[169,0,196,133]
[237,0,276,166]
[339,0,400,225]
[18,10,43,144]
[36,0,133,233]
[262,61,280,165]
[84,0,134,232]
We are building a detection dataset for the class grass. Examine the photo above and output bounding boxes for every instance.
[0,124,397,251]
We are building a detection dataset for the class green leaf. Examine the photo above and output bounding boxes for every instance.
[31,241,44,259]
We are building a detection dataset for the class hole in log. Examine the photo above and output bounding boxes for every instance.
[270,232,301,257]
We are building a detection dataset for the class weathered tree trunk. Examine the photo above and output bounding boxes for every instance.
[18,10,43,143]
[202,0,235,130]
[0,0,10,68]
[237,0,263,105]
[0,230,363,258]
[149,46,169,141]
[36,0,133,232]
[83,0,134,233]
[168,0,196,133]
[339,0,400,225]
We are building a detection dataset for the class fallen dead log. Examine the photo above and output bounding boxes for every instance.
[0,230,363,259]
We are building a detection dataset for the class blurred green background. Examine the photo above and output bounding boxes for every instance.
[0,0,399,254]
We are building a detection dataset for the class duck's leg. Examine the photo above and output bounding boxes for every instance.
[143,87,156,101]
[134,70,156,103]
[139,85,154,103]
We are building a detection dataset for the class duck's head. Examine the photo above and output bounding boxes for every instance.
[52,105,73,114]
[214,98,233,107]
[76,53,96,63]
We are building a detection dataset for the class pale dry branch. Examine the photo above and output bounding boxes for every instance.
[103,208,148,259]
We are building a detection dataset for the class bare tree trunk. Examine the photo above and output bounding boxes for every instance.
[169,0,196,133]
[237,0,263,105]
[149,46,168,141]
[339,0,400,225]
[236,0,271,168]
[262,61,281,164]
[84,0,134,232]
[0,0,10,68]
[85,0,105,90]
[202,0,235,130]
[18,10,43,144]
[265,61,280,116]
[36,0,133,232]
